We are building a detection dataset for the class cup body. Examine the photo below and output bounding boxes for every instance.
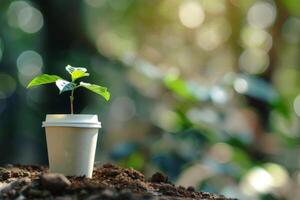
[42,114,101,178]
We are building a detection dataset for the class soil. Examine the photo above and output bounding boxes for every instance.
[0,163,237,200]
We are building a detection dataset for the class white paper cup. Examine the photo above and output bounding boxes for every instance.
[42,114,101,178]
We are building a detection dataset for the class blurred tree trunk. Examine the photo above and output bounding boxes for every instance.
[226,1,288,161]
[228,1,288,132]
[249,1,288,131]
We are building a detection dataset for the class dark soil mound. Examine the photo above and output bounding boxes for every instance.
[0,163,236,200]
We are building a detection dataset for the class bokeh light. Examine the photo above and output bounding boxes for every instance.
[293,94,300,117]
[196,19,231,51]
[17,50,43,87]
[241,27,273,52]
[7,1,29,28]
[7,0,43,33]
[18,6,43,33]
[234,77,248,94]
[264,163,289,189]
[247,1,276,29]
[239,48,269,74]
[210,86,229,104]
[241,167,273,194]
[179,0,205,29]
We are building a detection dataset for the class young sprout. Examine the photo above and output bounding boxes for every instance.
[27,65,110,114]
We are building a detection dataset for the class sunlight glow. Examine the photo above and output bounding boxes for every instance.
[239,48,269,74]
[7,1,43,33]
[293,94,300,117]
[17,50,43,87]
[18,6,44,33]
[179,0,205,29]
[241,27,273,52]
[264,163,289,188]
[7,1,29,28]
[196,19,231,51]
[210,86,228,104]
[234,78,248,94]
[196,24,221,51]
[242,167,273,194]
[247,1,276,29]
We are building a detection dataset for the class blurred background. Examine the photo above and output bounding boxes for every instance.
[0,0,300,199]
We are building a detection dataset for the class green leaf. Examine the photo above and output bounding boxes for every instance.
[27,74,62,88]
[71,70,89,82]
[65,65,89,82]
[80,82,110,101]
[164,74,195,100]
[55,80,76,94]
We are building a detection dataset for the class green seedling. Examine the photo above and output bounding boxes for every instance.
[27,65,110,114]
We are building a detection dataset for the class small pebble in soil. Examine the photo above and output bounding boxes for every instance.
[187,186,195,192]
[150,172,168,183]
[40,173,71,193]
[0,169,11,180]
[101,189,115,198]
